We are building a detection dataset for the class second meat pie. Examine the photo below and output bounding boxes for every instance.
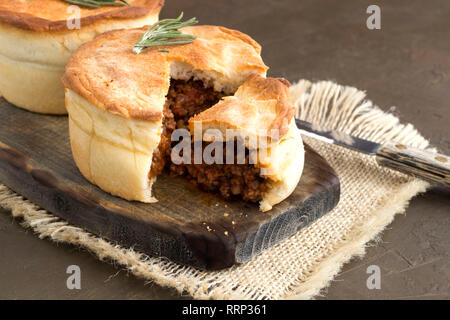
[62,25,305,212]
[0,0,163,114]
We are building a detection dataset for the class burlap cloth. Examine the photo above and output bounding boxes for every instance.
[0,80,432,299]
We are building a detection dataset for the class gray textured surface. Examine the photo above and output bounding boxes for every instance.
[1,0,449,299]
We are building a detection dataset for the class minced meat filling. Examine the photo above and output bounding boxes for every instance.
[149,78,270,202]
[168,79,225,128]
[169,143,270,201]
[148,101,175,178]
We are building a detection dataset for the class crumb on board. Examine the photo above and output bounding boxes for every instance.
[224,213,229,217]
[224,231,229,236]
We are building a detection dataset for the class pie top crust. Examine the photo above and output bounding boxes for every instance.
[62,25,294,140]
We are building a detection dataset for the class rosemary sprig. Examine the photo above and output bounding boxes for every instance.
[63,0,130,8]
[133,12,198,54]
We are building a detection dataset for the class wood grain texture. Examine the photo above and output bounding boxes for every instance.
[0,98,340,270]
[377,142,450,187]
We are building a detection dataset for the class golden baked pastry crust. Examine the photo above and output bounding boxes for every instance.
[189,75,294,142]
[62,25,270,120]
[0,0,164,32]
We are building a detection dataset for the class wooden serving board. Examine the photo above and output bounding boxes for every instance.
[0,98,340,270]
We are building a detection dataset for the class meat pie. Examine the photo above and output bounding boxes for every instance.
[0,0,163,114]
[62,25,305,211]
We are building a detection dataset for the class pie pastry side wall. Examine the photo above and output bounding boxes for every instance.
[259,122,305,211]
[67,89,162,203]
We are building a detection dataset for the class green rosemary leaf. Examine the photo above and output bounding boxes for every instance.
[133,12,198,54]
[63,0,130,9]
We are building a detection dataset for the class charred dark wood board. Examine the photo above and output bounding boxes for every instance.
[0,98,340,270]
